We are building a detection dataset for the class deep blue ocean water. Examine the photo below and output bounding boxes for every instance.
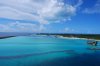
[0,35,100,66]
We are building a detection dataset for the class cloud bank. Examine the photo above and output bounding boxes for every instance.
[0,0,81,24]
[0,22,44,32]
[0,0,83,32]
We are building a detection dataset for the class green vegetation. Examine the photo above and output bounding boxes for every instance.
[37,33,100,40]
[60,34,100,40]
[0,33,100,40]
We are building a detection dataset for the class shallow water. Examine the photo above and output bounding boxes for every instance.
[0,36,100,66]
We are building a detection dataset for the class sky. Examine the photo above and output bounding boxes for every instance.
[0,0,100,34]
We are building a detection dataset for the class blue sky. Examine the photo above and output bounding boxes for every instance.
[0,0,100,34]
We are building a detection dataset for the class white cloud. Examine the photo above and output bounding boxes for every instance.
[64,27,74,33]
[83,0,100,14]
[39,25,46,32]
[0,0,83,32]
[0,0,79,24]
[75,0,83,7]
[65,28,70,31]
[0,21,43,32]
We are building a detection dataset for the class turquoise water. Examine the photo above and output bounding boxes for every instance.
[0,36,100,66]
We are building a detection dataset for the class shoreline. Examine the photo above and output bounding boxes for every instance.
[0,36,15,39]
[59,36,100,41]
[0,35,100,41]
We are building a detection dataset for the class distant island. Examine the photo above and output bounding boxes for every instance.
[0,32,100,40]
[0,36,15,39]
[36,33,100,40]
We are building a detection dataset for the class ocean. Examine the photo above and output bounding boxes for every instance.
[0,35,100,66]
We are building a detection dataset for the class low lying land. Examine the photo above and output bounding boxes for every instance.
[0,32,100,40]
[37,33,100,40]
[0,32,33,39]
[59,34,100,40]
[0,36,15,39]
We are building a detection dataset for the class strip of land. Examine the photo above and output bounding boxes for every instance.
[37,33,100,40]
[0,32,100,40]
[0,36,15,39]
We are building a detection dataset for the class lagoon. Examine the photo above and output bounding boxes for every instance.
[0,35,100,66]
